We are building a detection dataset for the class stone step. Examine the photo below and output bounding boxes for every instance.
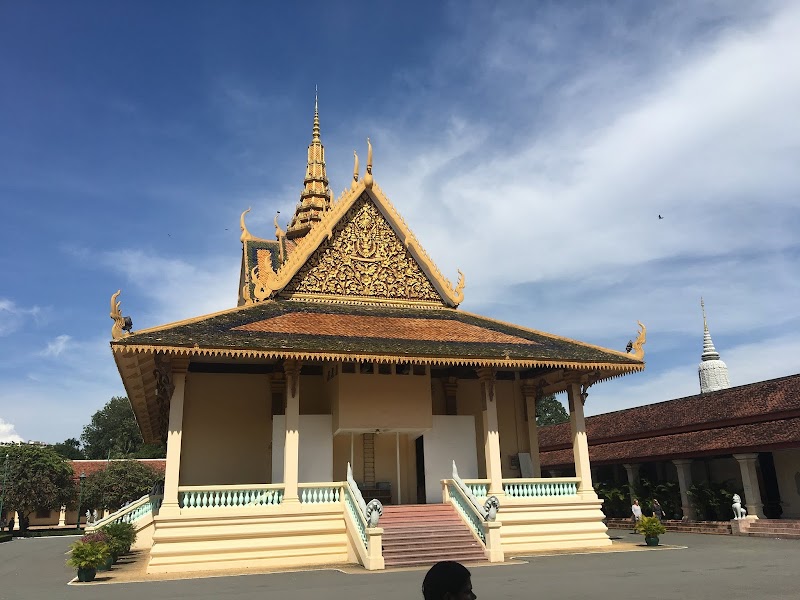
[383,531,478,544]
[384,549,487,568]
[749,521,800,530]
[748,531,800,539]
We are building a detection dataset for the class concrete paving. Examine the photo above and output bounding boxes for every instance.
[0,529,796,600]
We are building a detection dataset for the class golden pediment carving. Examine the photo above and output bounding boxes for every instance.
[282,196,444,303]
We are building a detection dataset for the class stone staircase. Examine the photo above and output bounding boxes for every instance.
[380,504,488,568]
[746,519,800,540]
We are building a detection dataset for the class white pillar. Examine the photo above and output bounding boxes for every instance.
[478,368,504,496]
[396,432,402,505]
[521,383,542,478]
[568,383,594,496]
[160,360,189,517]
[283,360,301,503]
[733,453,765,518]
[672,459,696,520]
[58,506,66,527]
[623,463,640,502]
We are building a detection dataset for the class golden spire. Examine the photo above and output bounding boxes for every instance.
[286,89,331,240]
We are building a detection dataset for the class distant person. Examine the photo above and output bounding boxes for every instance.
[422,561,476,600]
[653,499,665,521]
[631,499,643,532]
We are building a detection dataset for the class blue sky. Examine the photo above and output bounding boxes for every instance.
[1,1,799,444]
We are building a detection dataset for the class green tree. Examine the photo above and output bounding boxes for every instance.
[536,394,569,426]
[0,444,75,531]
[83,460,161,511]
[51,438,85,460]
[81,396,165,459]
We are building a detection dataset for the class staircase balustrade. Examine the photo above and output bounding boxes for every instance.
[177,484,284,509]
[86,493,162,531]
[345,462,384,570]
[299,483,343,504]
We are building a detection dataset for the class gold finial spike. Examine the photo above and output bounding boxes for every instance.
[240,207,254,242]
[312,86,320,141]
[274,211,285,239]
[364,138,374,188]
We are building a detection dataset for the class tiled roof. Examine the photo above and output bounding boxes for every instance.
[539,373,800,465]
[112,300,641,367]
[70,459,165,479]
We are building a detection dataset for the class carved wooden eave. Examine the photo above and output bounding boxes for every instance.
[243,179,465,307]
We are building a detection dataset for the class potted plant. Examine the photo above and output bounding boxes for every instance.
[66,539,110,582]
[80,532,113,571]
[635,515,667,546]
[100,522,137,560]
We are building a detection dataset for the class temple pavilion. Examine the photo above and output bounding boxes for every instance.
[103,98,646,573]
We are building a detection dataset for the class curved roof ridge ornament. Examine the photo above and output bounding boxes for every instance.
[352,150,359,189]
[628,321,646,360]
[364,138,373,188]
[240,207,254,242]
[110,290,133,340]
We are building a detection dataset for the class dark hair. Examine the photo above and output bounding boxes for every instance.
[422,561,471,600]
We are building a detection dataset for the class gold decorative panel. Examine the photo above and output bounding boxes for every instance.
[282,195,444,303]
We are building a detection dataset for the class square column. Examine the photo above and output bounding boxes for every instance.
[477,368,504,496]
[733,453,765,518]
[567,383,594,496]
[623,463,640,503]
[282,360,302,503]
[160,360,189,517]
[672,459,696,520]
[520,383,542,478]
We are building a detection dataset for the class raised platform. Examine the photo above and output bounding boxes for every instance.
[606,518,732,535]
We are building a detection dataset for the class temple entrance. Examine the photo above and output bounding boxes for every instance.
[415,436,426,504]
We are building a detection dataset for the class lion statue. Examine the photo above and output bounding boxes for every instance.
[732,493,747,520]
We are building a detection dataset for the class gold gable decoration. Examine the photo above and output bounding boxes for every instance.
[281,195,444,304]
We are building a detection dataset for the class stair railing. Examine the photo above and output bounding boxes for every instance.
[86,493,162,532]
[444,461,504,563]
[344,462,384,570]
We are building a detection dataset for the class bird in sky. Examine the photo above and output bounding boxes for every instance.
[658,215,664,219]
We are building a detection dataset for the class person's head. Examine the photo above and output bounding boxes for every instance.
[633,499,639,505]
[654,499,660,505]
[422,561,475,600]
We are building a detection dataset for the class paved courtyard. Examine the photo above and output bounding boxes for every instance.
[0,529,796,600]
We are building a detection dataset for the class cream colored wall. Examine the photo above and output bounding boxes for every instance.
[333,372,432,432]
[372,433,416,504]
[496,380,525,479]
[773,448,800,518]
[457,379,486,479]
[180,373,271,486]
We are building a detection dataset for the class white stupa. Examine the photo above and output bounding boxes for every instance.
[698,298,731,394]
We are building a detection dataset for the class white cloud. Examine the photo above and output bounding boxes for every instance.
[40,335,72,358]
[0,418,23,443]
[0,299,43,336]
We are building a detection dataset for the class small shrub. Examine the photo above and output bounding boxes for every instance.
[66,540,110,569]
[636,516,667,537]
[80,532,111,545]
[100,522,137,555]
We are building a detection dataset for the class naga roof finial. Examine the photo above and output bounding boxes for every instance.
[629,321,646,360]
[364,137,373,188]
[240,207,254,242]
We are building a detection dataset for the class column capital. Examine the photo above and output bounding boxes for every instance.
[672,458,694,467]
[475,367,495,382]
[443,376,458,398]
[283,359,302,397]
[733,453,759,462]
[170,356,191,374]
[623,463,640,473]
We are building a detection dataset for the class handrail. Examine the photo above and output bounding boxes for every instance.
[452,461,498,521]
[347,462,383,526]
[178,484,284,508]
[86,493,162,531]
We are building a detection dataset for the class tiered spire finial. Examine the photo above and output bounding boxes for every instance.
[698,297,731,393]
[286,89,333,240]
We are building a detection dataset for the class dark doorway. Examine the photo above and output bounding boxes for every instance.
[415,436,426,504]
